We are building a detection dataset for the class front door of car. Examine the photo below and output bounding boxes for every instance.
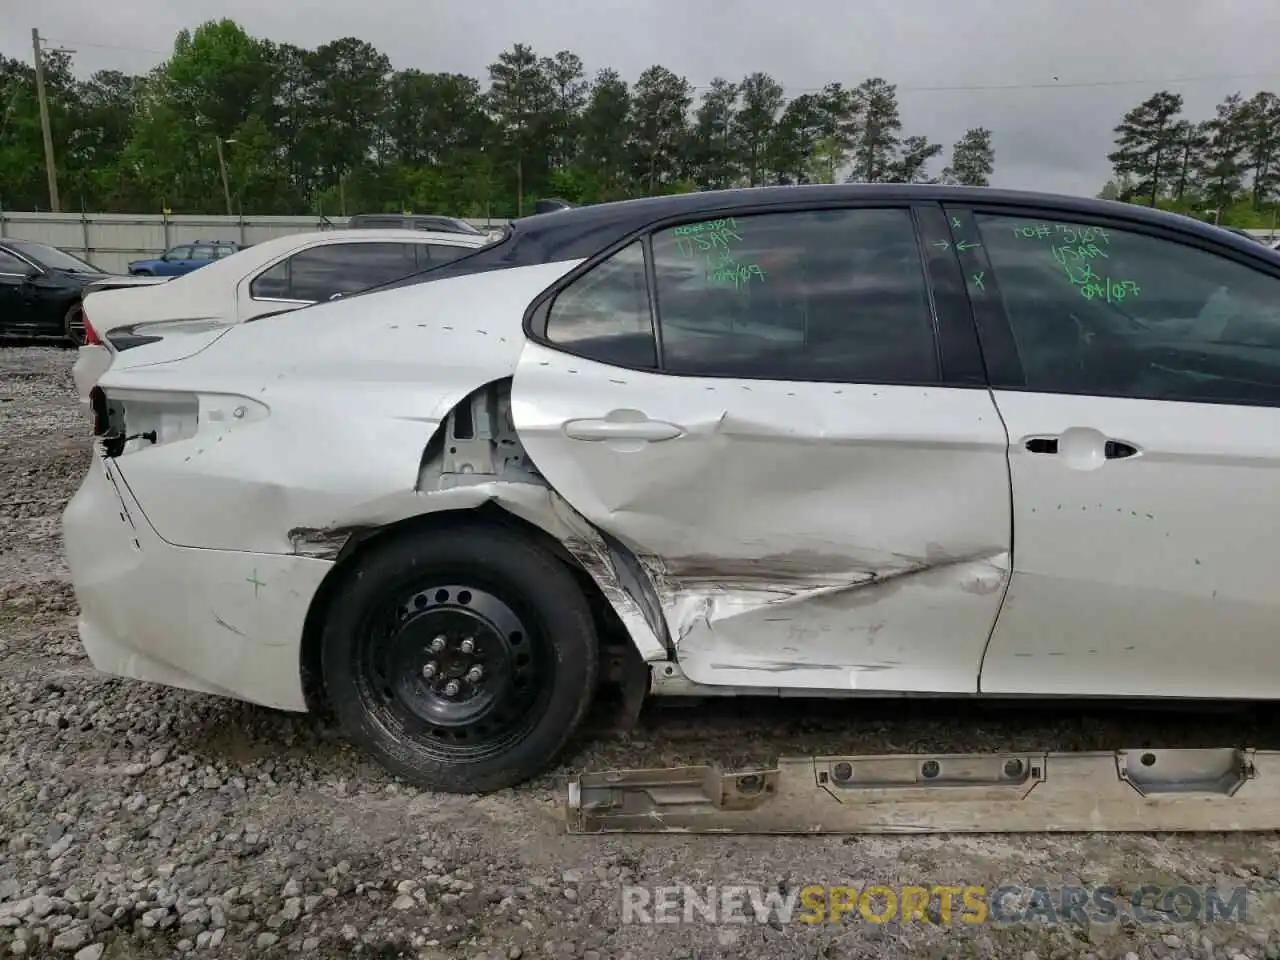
[511,204,1013,693]
[947,204,1280,699]
[158,246,191,276]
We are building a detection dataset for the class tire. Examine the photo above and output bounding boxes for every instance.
[320,522,599,793]
[64,302,85,346]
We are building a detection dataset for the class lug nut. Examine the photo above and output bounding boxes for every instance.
[421,662,437,680]
[443,680,460,697]
[466,666,484,682]
[459,638,475,654]
[429,636,446,653]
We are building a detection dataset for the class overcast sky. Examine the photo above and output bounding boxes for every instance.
[5,0,1280,196]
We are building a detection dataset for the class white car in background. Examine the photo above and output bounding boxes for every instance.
[73,228,489,399]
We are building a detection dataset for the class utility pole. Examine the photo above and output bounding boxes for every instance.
[32,28,60,212]
[214,137,233,217]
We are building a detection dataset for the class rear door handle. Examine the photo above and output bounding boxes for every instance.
[564,418,684,442]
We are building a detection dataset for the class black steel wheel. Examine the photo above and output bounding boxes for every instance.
[321,521,599,793]
[358,581,551,763]
[64,303,85,346]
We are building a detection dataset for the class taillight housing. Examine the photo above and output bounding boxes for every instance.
[89,386,110,436]
[82,310,101,346]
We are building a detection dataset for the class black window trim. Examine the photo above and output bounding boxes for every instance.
[944,200,1280,408]
[524,198,981,389]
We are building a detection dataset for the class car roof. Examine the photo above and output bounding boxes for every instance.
[384,183,1278,291]
[349,213,470,223]
[4,237,58,254]
[313,227,485,243]
[208,228,488,260]
[511,183,1256,245]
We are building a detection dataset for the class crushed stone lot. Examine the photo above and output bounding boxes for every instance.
[6,345,1280,959]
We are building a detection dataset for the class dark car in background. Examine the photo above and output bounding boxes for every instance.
[0,239,113,343]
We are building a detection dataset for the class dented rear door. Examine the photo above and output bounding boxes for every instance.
[512,203,1012,693]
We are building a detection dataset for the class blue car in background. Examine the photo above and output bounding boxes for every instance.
[127,240,242,276]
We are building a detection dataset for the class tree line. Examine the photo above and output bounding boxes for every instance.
[1103,89,1280,227]
[0,19,996,218]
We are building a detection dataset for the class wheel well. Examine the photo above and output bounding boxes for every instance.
[299,502,636,717]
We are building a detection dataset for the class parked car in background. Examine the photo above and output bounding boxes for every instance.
[0,238,166,344]
[63,184,1280,795]
[128,240,242,276]
[73,228,489,399]
[531,198,575,214]
[346,213,486,236]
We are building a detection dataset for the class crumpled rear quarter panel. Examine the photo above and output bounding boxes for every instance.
[101,261,581,555]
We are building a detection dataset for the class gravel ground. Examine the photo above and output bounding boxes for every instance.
[5,345,1280,959]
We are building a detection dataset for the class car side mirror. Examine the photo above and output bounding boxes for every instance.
[23,267,40,282]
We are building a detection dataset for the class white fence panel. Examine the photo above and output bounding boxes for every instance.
[0,212,507,273]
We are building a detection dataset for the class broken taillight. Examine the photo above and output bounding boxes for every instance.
[89,386,109,436]
[82,311,101,346]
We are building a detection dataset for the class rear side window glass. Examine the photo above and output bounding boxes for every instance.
[650,208,939,383]
[250,260,292,299]
[426,244,470,265]
[0,250,28,273]
[545,241,657,369]
[285,243,419,301]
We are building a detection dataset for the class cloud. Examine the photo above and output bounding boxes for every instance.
[6,0,1280,195]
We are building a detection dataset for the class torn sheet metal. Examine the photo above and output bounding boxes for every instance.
[565,748,1280,834]
[511,339,1013,692]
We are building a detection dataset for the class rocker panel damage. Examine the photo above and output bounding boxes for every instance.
[565,748,1280,834]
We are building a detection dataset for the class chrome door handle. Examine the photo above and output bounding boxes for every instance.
[564,418,684,442]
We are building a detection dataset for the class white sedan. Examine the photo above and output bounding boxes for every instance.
[72,228,489,400]
[62,184,1280,795]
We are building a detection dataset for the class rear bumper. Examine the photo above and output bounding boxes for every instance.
[62,452,333,711]
[72,345,111,402]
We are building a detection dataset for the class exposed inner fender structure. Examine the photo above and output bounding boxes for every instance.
[291,378,671,665]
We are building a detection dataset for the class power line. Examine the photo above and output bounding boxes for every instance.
[37,37,1280,97]
[691,71,1280,96]
[44,38,170,57]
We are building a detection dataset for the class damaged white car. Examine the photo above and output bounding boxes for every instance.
[63,185,1280,794]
